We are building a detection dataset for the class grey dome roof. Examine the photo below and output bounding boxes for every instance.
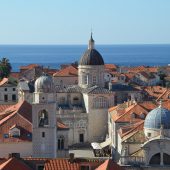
[144,107,170,129]
[35,74,54,93]
[79,49,104,65]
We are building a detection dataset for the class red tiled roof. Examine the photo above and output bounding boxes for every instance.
[44,159,79,170]
[0,78,8,86]
[10,72,20,79]
[0,158,7,165]
[43,68,59,76]
[119,120,144,138]
[0,104,14,115]
[95,159,124,170]
[0,157,32,170]
[0,101,32,125]
[53,65,78,77]
[109,101,157,123]
[143,86,166,99]
[0,101,32,143]
[20,64,39,70]
[105,64,117,71]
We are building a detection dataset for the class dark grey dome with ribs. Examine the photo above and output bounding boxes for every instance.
[79,49,104,65]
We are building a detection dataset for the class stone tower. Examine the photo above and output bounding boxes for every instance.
[78,33,105,88]
[32,74,57,158]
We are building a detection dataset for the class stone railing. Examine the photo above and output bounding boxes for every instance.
[120,156,144,166]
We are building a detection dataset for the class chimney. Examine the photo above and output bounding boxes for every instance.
[8,153,20,159]
[69,153,74,163]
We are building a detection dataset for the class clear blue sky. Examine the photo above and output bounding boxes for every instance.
[0,0,170,44]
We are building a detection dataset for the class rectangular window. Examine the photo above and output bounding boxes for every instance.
[12,94,16,101]
[13,88,16,91]
[147,133,151,137]
[84,75,88,85]
[79,133,84,143]
[42,132,45,138]
[3,134,9,138]
[4,88,7,91]
[4,95,8,102]
[92,76,97,84]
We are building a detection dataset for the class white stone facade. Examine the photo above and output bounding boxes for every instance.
[78,65,105,88]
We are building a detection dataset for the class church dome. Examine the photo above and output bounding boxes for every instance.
[35,74,54,93]
[79,33,104,66]
[79,49,104,65]
[144,107,170,129]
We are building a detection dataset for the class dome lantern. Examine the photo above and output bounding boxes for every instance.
[79,34,104,66]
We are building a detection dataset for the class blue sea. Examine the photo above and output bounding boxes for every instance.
[0,45,170,72]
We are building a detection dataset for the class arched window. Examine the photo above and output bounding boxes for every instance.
[58,135,64,150]
[38,110,49,127]
[149,153,160,165]
[93,96,108,108]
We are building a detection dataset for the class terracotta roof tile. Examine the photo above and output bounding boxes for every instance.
[95,159,124,170]
[44,159,79,170]
[0,78,8,86]
[143,86,166,99]
[20,64,39,70]
[0,104,14,116]
[127,66,158,74]
[119,120,144,138]
[104,64,117,71]
[0,157,32,170]
[0,101,32,143]
[0,101,32,125]
[10,72,20,79]
[53,66,78,77]
[109,101,157,123]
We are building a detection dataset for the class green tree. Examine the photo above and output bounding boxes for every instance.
[0,57,12,79]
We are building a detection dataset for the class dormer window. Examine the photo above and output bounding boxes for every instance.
[140,113,145,119]
[131,113,136,118]
[9,125,20,138]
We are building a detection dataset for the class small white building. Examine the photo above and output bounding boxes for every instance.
[0,78,18,104]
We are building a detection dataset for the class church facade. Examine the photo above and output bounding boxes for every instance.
[56,34,115,145]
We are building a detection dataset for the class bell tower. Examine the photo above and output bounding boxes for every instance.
[32,74,57,158]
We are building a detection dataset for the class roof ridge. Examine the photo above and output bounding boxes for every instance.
[115,104,136,122]
[156,89,169,101]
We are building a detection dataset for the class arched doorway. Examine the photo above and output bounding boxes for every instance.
[163,153,170,165]
[149,153,160,165]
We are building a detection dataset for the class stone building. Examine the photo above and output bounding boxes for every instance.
[32,74,57,158]
[0,78,18,104]
[56,34,115,145]
[108,100,170,168]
